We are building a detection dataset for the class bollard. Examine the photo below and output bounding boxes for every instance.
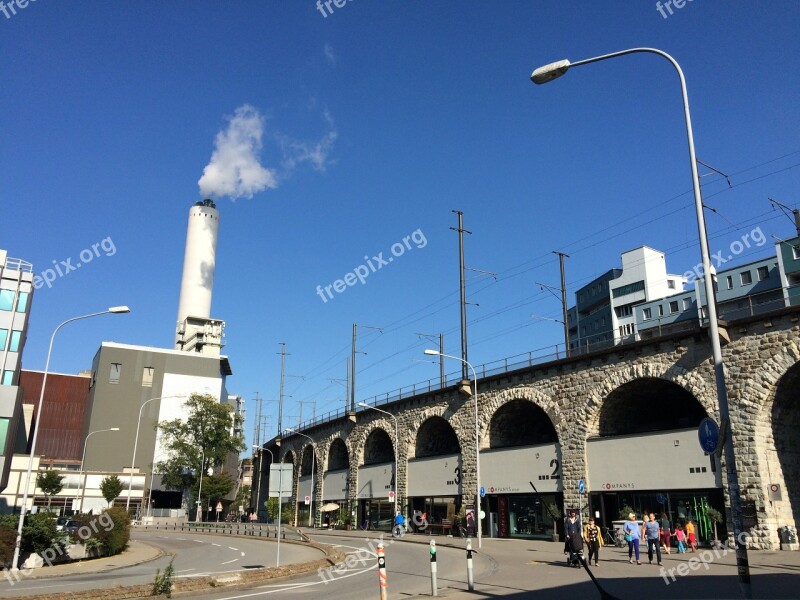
[430,540,438,597]
[377,542,388,600]
[466,537,474,591]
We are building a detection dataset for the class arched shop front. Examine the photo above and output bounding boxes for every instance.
[586,378,724,544]
[481,399,563,539]
[357,427,395,531]
[407,416,462,532]
[296,444,316,526]
[322,438,350,527]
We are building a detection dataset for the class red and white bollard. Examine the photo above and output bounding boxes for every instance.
[377,542,388,600]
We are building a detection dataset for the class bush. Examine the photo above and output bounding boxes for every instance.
[88,507,130,556]
[152,557,175,597]
[23,512,60,555]
[0,524,17,567]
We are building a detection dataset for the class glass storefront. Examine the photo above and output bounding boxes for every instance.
[590,489,726,545]
[488,493,561,539]
[407,496,460,532]
[359,499,393,531]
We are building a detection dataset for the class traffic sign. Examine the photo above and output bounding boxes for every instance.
[388,491,395,502]
[216,501,223,512]
[479,486,485,498]
[304,495,310,505]
[578,479,585,494]
[698,417,720,454]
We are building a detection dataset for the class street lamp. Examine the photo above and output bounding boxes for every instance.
[424,349,481,548]
[126,395,185,512]
[531,47,751,593]
[358,402,399,520]
[252,445,274,522]
[196,446,206,523]
[79,427,120,512]
[11,306,130,571]
[285,428,315,528]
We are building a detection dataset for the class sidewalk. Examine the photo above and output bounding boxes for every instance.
[306,528,800,599]
[9,539,162,580]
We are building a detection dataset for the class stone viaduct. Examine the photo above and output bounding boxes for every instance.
[264,306,800,549]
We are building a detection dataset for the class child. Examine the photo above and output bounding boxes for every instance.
[686,519,697,552]
[675,524,686,553]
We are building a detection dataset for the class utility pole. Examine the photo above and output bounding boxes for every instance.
[553,251,570,357]
[278,343,288,440]
[417,332,445,387]
[451,210,472,381]
[769,197,800,236]
[351,324,383,412]
[252,392,262,449]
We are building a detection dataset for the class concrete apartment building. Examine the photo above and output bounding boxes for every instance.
[0,249,34,493]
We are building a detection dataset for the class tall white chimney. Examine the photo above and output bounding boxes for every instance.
[175,199,221,351]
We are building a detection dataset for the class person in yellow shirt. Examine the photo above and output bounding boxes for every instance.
[583,517,604,566]
[685,519,697,552]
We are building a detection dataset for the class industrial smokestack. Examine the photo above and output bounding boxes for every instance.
[175,199,219,349]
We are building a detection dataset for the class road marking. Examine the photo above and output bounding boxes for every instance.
[228,546,239,551]
[193,539,204,543]
[221,557,239,565]
[212,543,221,546]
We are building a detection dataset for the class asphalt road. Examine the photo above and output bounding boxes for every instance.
[0,531,323,598]
[190,532,495,599]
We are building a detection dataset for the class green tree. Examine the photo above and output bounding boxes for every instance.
[198,472,235,513]
[154,394,245,512]
[265,497,293,523]
[235,484,251,513]
[99,474,124,506]
[36,470,65,510]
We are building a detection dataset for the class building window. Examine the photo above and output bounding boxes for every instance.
[581,326,586,335]
[0,418,9,454]
[643,308,652,320]
[726,276,733,290]
[16,291,29,313]
[667,279,676,289]
[1,370,13,385]
[740,271,752,285]
[669,301,679,314]
[142,367,154,388]
[794,245,800,260]
[0,329,7,351]
[0,290,14,311]
[757,266,769,281]
[683,298,691,311]
[578,293,584,304]
[109,363,122,384]
[8,331,22,352]
[658,305,664,317]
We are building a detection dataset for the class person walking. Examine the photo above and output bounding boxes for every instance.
[564,509,582,559]
[675,524,687,553]
[623,513,641,565]
[686,519,697,552]
[645,513,663,565]
[660,512,672,555]
[583,516,603,566]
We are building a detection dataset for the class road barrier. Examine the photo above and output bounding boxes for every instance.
[377,542,388,600]
[466,537,474,591]
[430,540,438,596]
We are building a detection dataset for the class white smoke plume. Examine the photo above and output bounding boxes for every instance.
[198,105,277,200]
[279,110,338,173]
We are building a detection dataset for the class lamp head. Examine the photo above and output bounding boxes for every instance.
[110,427,120,431]
[423,349,440,356]
[108,306,131,314]
[357,402,369,408]
[531,59,571,84]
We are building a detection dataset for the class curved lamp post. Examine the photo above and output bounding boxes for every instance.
[285,428,315,527]
[531,47,750,594]
[358,402,399,520]
[424,349,481,549]
[126,395,186,512]
[79,427,121,512]
[252,444,274,522]
[11,306,130,571]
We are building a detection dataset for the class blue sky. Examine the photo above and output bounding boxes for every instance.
[3,1,799,449]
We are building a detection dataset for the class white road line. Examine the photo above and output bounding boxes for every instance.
[228,546,239,551]
[221,557,239,565]
[212,543,221,546]
[193,539,205,543]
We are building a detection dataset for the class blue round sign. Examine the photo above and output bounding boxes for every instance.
[480,486,485,498]
[578,479,585,494]
[698,417,720,454]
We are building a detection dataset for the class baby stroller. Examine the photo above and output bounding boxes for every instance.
[566,532,584,568]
